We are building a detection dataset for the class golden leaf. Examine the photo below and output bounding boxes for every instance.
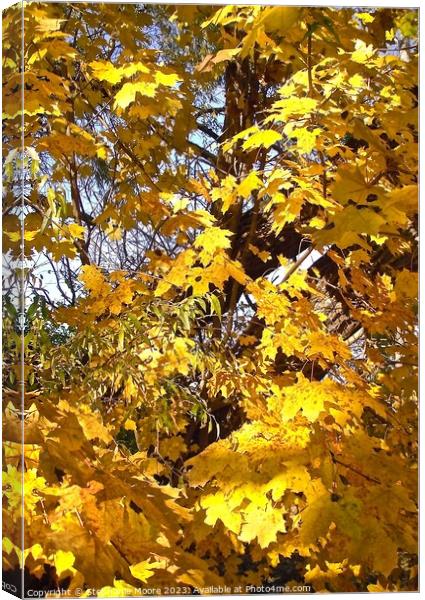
[130,559,165,583]
[242,129,282,151]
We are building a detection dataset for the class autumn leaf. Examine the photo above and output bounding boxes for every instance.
[272,96,318,121]
[242,129,282,151]
[54,550,76,577]
[351,39,375,64]
[237,171,263,198]
[90,60,125,84]
[239,504,286,548]
[114,81,157,109]
[200,492,242,534]
[124,419,137,431]
[130,560,165,583]
[193,227,232,266]
[331,165,381,205]
[283,123,321,154]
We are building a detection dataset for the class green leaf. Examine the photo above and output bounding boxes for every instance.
[210,294,222,319]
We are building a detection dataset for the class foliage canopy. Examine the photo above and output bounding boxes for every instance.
[2,2,418,595]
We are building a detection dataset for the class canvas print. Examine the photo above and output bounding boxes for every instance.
[2,2,418,597]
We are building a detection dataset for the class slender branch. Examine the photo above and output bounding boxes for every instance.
[307,28,313,96]
[331,453,381,485]
[280,245,314,285]
[196,122,220,141]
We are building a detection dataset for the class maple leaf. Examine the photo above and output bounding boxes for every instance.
[200,492,242,534]
[130,559,165,583]
[283,123,321,154]
[315,205,386,249]
[356,12,375,24]
[348,73,365,89]
[79,265,109,296]
[239,504,286,548]
[155,71,181,86]
[193,227,232,266]
[54,550,76,577]
[272,96,318,121]
[242,129,282,151]
[269,190,304,233]
[238,171,263,198]
[331,165,381,204]
[197,48,240,73]
[114,81,157,109]
[90,60,124,84]
[267,464,311,500]
[67,223,86,239]
[124,418,137,431]
[395,270,418,300]
[259,6,300,34]
[351,39,375,64]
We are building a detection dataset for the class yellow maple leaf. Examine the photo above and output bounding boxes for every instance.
[98,579,141,597]
[351,40,375,64]
[331,165,379,204]
[239,334,257,346]
[114,81,157,109]
[367,583,391,592]
[67,223,86,239]
[154,249,196,296]
[130,559,165,583]
[267,464,311,501]
[160,436,187,461]
[90,60,150,84]
[272,96,318,121]
[120,62,150,77]
[211,176,238,213]
[89,60,123,84]
[270,191,304,233]
[242,129,282,151]
[259,6,300,34]
[238,171,262,198]
[395,270,418,300]
[348,73,365,89]
[194,227,232,266]
[124,419,137,431]
[155,71,181,86]
[283,124,321,154]
[200,491,242,534]
[54,550,75,577]
[306,331,339,362]
[356,12,374,24]
[239,504,286,548]
[315,205,385,249]
[385,185,418,215]
[225,259,249,285]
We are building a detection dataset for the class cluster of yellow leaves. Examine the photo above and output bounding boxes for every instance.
[2,1,417,595]
[184,374,416,580]
[2,395,223,594]
[89,58,181,110]
[154,228,247,298]
[78,266,135,316]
